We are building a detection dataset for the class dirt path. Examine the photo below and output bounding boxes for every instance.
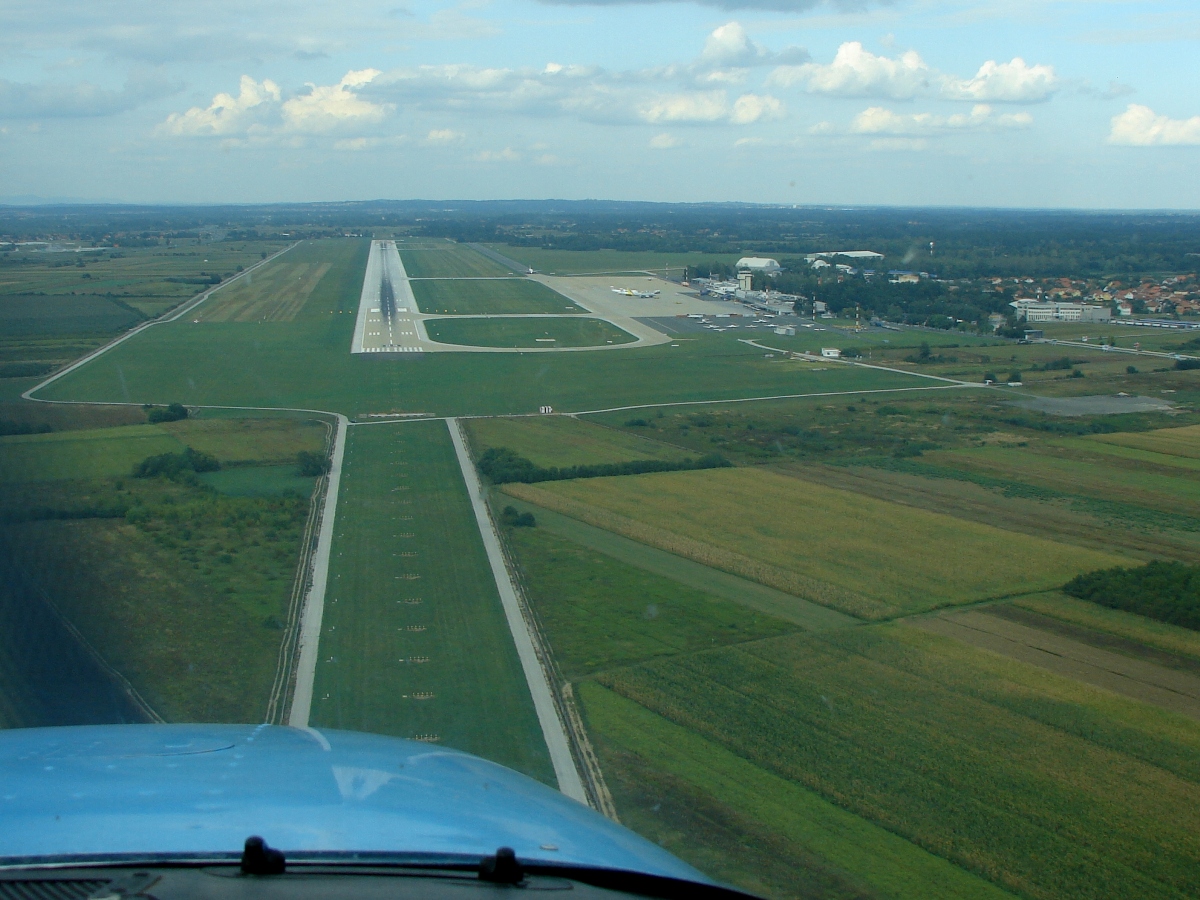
[912,609,1200,721]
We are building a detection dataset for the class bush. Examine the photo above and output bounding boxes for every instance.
[1175,358,1200,371]
[1064,561,1200,631]
[1126,365,1139,374]
[500,505,536,527]
[1071,369,1085,378]
[1044,357,1076,371]
[146,403,189,424]
[296,450,331,477]
[477,446,732,485]
[1008,371,1022,383]
[625,418,650,427]
[133,446,220,479]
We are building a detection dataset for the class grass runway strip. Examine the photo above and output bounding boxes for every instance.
[308,419,553,782]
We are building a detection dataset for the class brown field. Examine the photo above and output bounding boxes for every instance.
[198,261,332,322]
[912,609,1200,721]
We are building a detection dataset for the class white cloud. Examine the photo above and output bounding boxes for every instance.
[851,104,1032,135]
[158,75,279,136]
[1109,104,1200,146]
[160,70,390,139]
[768,42,1056,103]
[281,69,388,133]
[730,92,783,124]
[769,43,933,99]
[650,132,681,148]
[699,22,806,68]
[637,91,728,123]
[942,58,1057,102]
[424,128,464,144]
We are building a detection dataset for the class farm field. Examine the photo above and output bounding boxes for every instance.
[1011,592,1200,664]
[585,624,1200,900]
[465,415,689,468]
[411,278,584,315]
[926,444,1200,516]
[426,316,637,348]
[0,414,321,723]
[501,494,856,630]
[309,419,553,782]
[505,466,1126,619]
[0,241,287,319]
[488,246,743,276]
[1086,422,1200,459]
[397,243,513,278]
[580,683,1013,900]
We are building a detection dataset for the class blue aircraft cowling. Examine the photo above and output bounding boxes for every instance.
[0,723,707,883]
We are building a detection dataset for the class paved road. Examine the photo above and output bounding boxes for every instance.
[447,418,587,803]
[287,413,349,728]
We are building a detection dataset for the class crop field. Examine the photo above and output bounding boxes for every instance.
[580,683,1013,900]
[1012,592,1200,663]
[1086,422,1200,459]
[425,316,637,348]
[397,244,513,278]
[927,445,1200,517]
[410,278,583,315]
[506,466,1125,619]
[487,247,743,276]
[465,415,688,468]
[309,419,553,782]
[0,293,143,336]
[0,241,287,319]
[591,624,1200,900]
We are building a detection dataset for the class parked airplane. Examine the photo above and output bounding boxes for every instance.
[610,287,661,298]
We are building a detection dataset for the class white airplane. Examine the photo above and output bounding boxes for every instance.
[610,287,660,298]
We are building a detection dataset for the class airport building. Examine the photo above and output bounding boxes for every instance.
[1010,299,1111,323]
[735,257,781,273]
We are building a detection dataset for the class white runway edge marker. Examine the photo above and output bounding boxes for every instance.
[288,413,349,728]
[447,418,587,803]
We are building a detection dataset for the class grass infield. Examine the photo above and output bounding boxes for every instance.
[425,316,637,349]
[411,278,583,315]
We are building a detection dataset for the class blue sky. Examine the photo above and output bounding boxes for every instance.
[1,0,1198,208]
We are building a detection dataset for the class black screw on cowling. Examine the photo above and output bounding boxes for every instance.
[478,846,524,884]
[241,836,286,875]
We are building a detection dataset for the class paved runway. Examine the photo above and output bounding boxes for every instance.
[352,240,428,354]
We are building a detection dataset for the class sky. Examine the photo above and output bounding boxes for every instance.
[1,0,1198,209]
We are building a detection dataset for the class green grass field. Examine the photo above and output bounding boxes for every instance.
[425,316,637,348]
[397,244,513,278]
[465,415,688,468]
[160,416,327,463]
[309,419,553,782]
[197,465,317,497]
[411,278,583,315]
[507,466,1126,619]
[508,525,797,679]
[488,247,743,276]
[0,424,184,482]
